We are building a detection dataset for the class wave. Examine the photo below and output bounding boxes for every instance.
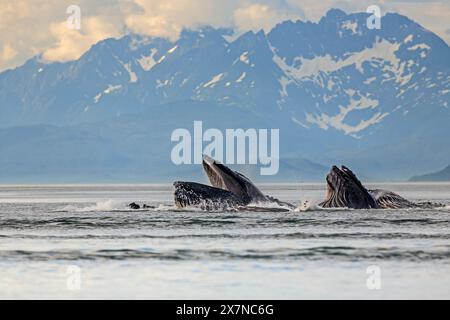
[2,246,450,262]
[54,199,450,214]
[3,214,449,231]
[437,205,450,211]
[2,231,450,241]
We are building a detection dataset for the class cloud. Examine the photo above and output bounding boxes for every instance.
[0,43,18,62]
[125,0,238,40]
[43,16,122,62]
[0,0,62,70]
[233,4,296,32]
[125,6,182,40]
[0,0,126,70]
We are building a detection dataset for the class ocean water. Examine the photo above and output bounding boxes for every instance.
[0,183,449,299]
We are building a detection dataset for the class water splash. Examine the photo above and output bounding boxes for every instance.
[56,201,182,213]
[295,200,352,212]
[57,200,128,212]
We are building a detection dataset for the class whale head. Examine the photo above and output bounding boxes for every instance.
[202,155,267,204]
[321,165,378,209]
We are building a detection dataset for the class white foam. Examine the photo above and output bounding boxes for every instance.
[295,200,315,212]
[294,200,352,212]
[57,201,181,213]
[249,200,294,211]
[153,204,178,211]
[68,200,123,212]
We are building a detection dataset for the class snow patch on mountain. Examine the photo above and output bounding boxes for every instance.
[94,85,122,103]
[168,45,178,54]
[236,72,246,83]
[157,55,166,64]
[279,76,291,97]
[273,38,403,80]
[341,20,359,35]
[204,73,225,88]
[306,95,385,136]
[408,43,431,51]
[138,48,158,71]
[240,52,250,64]
[123,63,137,83]
[404,35,414,43]
[364,77,377,85]
[156,79,170,88]
[291,116,309,128]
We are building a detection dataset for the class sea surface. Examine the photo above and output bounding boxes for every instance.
[0,183,449,299]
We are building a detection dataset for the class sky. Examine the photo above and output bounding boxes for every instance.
[0,0,449,72]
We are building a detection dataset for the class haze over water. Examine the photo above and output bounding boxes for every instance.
[0,183,449,299]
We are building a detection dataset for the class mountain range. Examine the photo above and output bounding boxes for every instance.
[410,165,450,182]
[0,9,449,183]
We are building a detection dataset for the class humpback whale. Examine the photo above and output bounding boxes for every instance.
[319,165,378,209]
[173,155,295,210]
[320,165,443,209]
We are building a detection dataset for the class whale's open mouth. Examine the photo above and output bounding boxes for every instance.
[321,165,378,209]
